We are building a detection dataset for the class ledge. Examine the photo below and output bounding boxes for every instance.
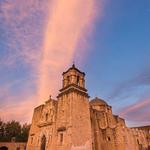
[37,122,53,127]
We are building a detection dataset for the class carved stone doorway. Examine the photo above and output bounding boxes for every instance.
[40,135,46,150]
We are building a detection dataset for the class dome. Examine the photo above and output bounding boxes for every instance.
[90,97,108,106]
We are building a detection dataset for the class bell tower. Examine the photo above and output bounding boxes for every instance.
[55,64,92,150]
[62,64,85,89]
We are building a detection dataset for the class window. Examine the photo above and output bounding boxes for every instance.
[16,148,20,150]
[57,127,65,145]
[31,137,33,144]
[107,136,111,141]
[67,76,70,84]
[45,113,48,121]
[137,139,140,144]
[60,133,63,143]
[77,76,80,85]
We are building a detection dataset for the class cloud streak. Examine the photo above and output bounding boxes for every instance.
[109,65,150,99]
[0,0,100,122]
[37,0,99,102]
[119,99,150,125]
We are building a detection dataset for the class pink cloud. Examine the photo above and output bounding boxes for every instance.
[0,96,37,123]
[0,81,38,123]
[119,99,150,125]
[0,0,102,122]
[37,0,101,102]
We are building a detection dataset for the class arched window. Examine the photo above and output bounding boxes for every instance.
[67,76,70,85]
[137,139,139,144]
[107,136,111,141]
[60,133,63,143]
[77,76,80,85]
[40,135,46,150]
[45,113,48,121]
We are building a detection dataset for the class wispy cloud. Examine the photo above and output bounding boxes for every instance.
[0,80,38,123]
[0,0,48,122]
[107,64,150,126]
[0,94,37,123]
[119,99,150,126]
[109,65,150,99]
[0,0,101,122]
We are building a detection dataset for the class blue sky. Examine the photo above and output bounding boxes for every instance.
[83,0,150,126]
[0,0,150,126]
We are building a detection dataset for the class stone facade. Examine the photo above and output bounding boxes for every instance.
[90,98,150,150]
[27,65,150,150]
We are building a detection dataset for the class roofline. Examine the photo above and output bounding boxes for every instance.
[62,64,85,76]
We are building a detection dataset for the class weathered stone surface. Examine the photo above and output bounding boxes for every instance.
[27,65,150,150]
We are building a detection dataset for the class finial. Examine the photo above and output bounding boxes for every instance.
[72,61,75,68]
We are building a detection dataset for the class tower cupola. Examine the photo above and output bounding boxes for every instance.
[62,64,85,89]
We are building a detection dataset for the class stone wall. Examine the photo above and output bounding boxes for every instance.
[0,142,26,150]
[90,98,150,150]
[26,99,57,150]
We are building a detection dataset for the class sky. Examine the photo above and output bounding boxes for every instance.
[0,0,150,127]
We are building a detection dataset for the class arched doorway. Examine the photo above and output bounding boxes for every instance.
[0,146,8,150]
[40,135,46,150]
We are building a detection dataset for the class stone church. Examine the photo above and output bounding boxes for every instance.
[27,65,150,150]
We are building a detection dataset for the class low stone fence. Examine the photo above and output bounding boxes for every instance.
[0,142,26,150]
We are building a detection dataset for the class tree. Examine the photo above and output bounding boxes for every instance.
[0,119,30,142]
[18,123,30,142]
[0,119,5,141]
[5,120,21,141]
